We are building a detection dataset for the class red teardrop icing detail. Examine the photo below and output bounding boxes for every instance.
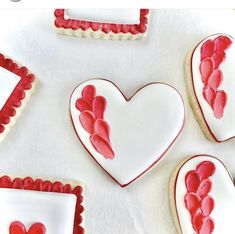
[200,40,215,61]
[196,161,216,180]
[94,119,110,141]
[9,221,46,234]
[185,171,200,192]
[75,98,92,112]
[196,179,212,197]
[200,58,214,84]
[79,111,96,134]
[92,96,107,119]
[192,209,205,233]
[203,86,216,108]
[90,134,115,159]
[81,85,96,103]
[201,195,214,216]
[207,69,223,90]
[213,90,227,119]
[212,51,225,69]
[184,193,201,213]
[214,35,232,52]
[199,217,214,234]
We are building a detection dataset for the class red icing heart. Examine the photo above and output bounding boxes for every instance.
[200,58,214,84]
[203,86,216,108]
[94,119,110,141]
[200,40,214,61]
[213,91,227,119]
[185,171,200,193]
[92,96,106,119]
[79,111,95,134]
[9,221,46,234]
[207,69,223,90]
[82,85,96,104]
[90,134,114,159]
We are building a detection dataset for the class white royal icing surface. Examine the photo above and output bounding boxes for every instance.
[0,66,20,111]
[0,188,77,233]
[70,79,185,186]
[65,9,140,24]
[175,155,235,234]
[191,34,235,141]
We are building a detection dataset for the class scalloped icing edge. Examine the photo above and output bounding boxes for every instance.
[0,174,85,232]
[54,10,149,41]
[0,54,37,142]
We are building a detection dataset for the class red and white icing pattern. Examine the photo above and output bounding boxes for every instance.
[191,34,235,141]
[75,85,114,159]
[200,35,232,119]
[54,9,149,35]
[174,155,235,234]
[70,79,185,187]
[0,176,84,234]
[0,53,35,139]
[184,161,215,234]
[10,221,46,234]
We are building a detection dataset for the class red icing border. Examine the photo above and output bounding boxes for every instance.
[0,53,35,135]
[0,175,84,234]
[54,9,149,35]
[190,34,235,142]
[70,79,186,187]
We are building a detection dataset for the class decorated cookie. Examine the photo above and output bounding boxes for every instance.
[0,53,36,141]
[70,79,185,187]
[0,175,84,234]
[170,155,235,234]
[185,34,235,142]
[54,9,149,40]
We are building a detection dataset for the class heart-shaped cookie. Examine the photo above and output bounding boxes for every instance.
[170,155,235,233]
[186,34,235,142]
[9,221,46,234]
[70,79,185,187]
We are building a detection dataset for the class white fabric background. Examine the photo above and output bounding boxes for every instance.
[0,9,234,234]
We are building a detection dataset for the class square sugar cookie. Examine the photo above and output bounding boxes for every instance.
[0,175,84,234]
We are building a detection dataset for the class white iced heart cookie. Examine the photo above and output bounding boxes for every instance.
[70,79,185,187]
[186,34,235,142]
[170,155,235,234]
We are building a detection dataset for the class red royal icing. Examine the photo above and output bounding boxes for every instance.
[0,54,35,134]
[184,161,216,234]
[9,221,46,234]
[199,35,232,119]
[54,9,149,35]
[76,85,115,160]
[0,176,84,234]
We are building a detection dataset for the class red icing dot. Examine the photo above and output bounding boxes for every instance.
[51,182,63,192]
[185,171,200,193]
[0,176,12,188]
[42,181,52,192]
[196,179,212,197]
[201,195,214,216]
[92,96,106,119]
[200,58,214,84]
[81,85,96,103]
[94,119,110,141]
[76,98,92,112]
[23,177,34,190]
[12,178,23,189]
[207,69,223,90]
[213,90,227,119]
[199,217,214,234]
[214,35,232,52]
[79,111,96,134]
[203,86,216,108]
[184,193,201,213]
[212,51,225,69]
[200,40,215,61]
